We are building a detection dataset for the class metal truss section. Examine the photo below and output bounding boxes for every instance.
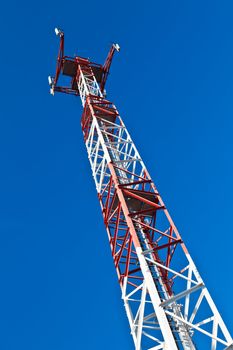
[78,68,233,349]
[50,33,233,350]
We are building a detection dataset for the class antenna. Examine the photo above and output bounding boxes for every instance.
[49,29,233,350]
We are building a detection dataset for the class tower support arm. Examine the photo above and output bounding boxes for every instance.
[100,43,120,92]
[54,32,64,85]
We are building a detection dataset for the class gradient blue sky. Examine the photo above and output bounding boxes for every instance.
[0,1,233,349]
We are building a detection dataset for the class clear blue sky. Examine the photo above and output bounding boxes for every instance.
[0,1,233,349]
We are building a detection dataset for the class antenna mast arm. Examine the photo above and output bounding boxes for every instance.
[54,28,64,85]
[100,43,120,92]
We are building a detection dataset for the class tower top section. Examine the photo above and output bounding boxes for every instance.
[48,27,120,97]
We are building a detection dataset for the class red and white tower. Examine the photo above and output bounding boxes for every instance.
[49,28,233,350]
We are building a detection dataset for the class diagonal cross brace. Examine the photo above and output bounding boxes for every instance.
[160,283,204,308]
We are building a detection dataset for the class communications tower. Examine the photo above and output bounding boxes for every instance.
[48,28,233,349]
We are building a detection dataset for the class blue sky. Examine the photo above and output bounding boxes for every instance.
[0,0,233,349]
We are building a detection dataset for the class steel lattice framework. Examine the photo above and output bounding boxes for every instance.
[49,29,233,350]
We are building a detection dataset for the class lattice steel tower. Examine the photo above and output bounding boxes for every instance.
[48,29,233,350]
